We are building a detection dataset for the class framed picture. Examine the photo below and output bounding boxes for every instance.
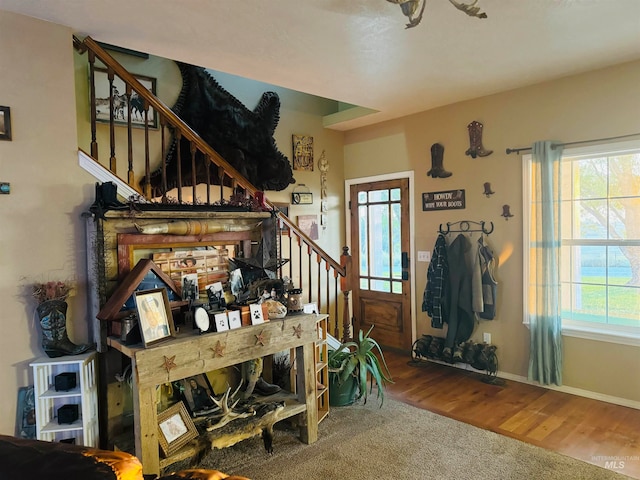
[157,401,198,457]
[134,288,175,347]
[214,311,229,332]
[292,134,314,171]
[0,106,12,141]
[15,386,36,439]
[297,214,319,241]
[228,310,242,329]
[249,303,265,325]
[178,374,217,417]
[273,202,290,236]
[181,273,199,302]
[92,67,158,129]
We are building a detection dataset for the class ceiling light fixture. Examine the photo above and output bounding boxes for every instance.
[387,0,488,29]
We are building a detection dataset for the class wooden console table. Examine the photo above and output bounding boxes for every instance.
[107,313,324,475]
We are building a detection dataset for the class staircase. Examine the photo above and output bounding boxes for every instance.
[75,36,352,341]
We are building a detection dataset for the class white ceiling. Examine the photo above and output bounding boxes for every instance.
[2,0,639,131]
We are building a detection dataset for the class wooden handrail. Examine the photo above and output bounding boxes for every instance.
[274,209,345,275]
[78,35,352,338]
[81,36,258,196]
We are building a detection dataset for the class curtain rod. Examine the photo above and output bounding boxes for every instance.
[505,132,640,155]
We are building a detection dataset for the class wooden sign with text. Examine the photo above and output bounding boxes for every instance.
[422,189,466,211]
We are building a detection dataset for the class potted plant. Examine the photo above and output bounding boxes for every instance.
[328,326,393,407]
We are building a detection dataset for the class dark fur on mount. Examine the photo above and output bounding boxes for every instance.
[141,62,295,196]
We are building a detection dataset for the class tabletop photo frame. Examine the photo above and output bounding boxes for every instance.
[178,374,217,417]
[134,288,175,347]
[157,401,198,457]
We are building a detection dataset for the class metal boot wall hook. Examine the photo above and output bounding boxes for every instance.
[438,220,494,235]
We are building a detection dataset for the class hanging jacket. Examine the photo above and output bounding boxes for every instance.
[422,233,449,328]
[444,234,474,348]
[471,236,484,315]
[478,240,498,320]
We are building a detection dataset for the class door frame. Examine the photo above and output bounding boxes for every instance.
[344,171,416,346]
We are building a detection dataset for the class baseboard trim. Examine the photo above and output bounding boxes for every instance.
[424,357,640,411]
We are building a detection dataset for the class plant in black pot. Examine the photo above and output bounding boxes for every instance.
[328,326,393,407]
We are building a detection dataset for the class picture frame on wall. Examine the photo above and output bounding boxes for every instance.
[134,288,175,347]
[292,134,314,171]
[92,67,158,129]
[297,214,319,241]
[157,402,198,457]
[0,106,12,141]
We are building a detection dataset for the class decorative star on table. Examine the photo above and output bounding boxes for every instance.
[293,323,303,339]
[163,355,177,372]
[211,340,225,358]
[255,330,267,346]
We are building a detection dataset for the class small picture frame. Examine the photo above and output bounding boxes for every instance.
[273,202,290,236]
[157,402,198,457]
[178,374,217,417]
[0,106,12,141]
[249,303,265,325]
[92,67,158,129]
[228,310,242,330]
[303,302,319,314]
[134,288,175,347]
[181,273,199,302]
[214,311,229,332]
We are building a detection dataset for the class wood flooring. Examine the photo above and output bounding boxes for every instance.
[383,349,640,478]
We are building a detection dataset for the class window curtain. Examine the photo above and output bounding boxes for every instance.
[527,140,563,385]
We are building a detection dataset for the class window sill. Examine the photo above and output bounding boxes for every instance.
[561,323,640,347]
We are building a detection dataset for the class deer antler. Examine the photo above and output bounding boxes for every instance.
[205,382,255,432]
[448,0,488,19]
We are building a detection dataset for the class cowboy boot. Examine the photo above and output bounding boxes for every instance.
[465,121,493,158]
[427,143,452,178]
[37,300,94,358]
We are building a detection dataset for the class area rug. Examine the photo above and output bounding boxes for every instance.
[181,397,629,480]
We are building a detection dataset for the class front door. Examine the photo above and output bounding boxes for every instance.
[349,178,412,350]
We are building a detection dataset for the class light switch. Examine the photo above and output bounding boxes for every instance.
[417,251,431,262]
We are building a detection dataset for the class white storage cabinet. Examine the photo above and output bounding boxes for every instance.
[30,351,98,447]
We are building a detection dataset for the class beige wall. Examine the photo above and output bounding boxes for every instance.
[0,10,345,436]
[344,60,640,402]
[0,12,96,435]
[0,8,636,441]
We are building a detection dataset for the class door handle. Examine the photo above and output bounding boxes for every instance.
[402,252,409,268]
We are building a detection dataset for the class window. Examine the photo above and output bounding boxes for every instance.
[524,140,640,345]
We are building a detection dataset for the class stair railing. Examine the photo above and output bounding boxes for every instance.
[75,35,352,341]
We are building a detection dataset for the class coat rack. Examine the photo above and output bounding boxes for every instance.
[438,220,494,235]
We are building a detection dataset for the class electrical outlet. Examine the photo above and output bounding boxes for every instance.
[483,332,491,344]
[417,251,431,262]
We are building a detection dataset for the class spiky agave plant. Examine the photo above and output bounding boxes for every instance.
[328,326,393,407]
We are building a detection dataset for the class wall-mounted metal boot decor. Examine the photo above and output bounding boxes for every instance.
[427,143,453,178]
[465,121,493,158]
[483,182,495,197]
[501,204,514,220]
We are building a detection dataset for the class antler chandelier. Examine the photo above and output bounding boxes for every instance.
[387,0,487,29]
